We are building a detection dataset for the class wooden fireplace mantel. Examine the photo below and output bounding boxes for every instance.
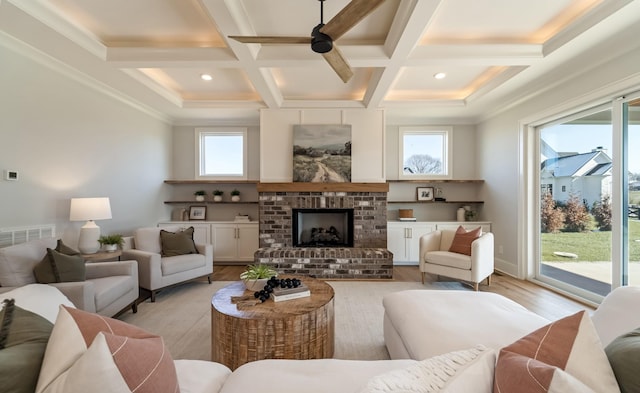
[256,182,389,193]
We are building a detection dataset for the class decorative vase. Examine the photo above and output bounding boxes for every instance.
[214,195,222,202]
[195,195,205,202]
[231,195,240,202]
[456,207,466,222]
[103,244,117,252]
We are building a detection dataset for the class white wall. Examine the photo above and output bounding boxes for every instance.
[477,44,640,277]
[0,39,173,247]
[260,109,386,182]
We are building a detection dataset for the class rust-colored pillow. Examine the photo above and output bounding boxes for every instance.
[493,311,619,392]
[448,226,482,256]
[37,306,180,393]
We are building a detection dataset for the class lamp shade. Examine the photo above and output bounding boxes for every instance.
[69,197,112,221]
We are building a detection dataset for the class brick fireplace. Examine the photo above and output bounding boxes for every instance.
[255,183,393,279]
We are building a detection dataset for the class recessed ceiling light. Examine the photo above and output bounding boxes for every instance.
[434,72,446,80]
[201,74,213,81]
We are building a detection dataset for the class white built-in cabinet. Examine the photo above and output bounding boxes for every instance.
[210,223,260,262]
[158,221,259,262]
[387,221,491,264]
[387,222,435,264]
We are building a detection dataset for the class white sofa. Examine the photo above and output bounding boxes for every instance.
[6,284,638,392]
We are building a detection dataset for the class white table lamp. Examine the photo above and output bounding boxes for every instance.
[70,197,112,254]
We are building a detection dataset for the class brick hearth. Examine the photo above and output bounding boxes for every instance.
[255,187,391,279]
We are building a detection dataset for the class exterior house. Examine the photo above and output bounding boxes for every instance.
[540,148,612,207]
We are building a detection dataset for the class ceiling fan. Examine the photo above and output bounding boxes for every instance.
[229,0,387,83]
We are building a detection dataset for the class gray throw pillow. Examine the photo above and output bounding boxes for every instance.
[33,248,86,283]
[160,227,198,257]
[0,298,54,393]
[605,327,640,393]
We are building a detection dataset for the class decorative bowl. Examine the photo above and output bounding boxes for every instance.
[243,278,269,292]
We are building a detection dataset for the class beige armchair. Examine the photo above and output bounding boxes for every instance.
[122,227,213,302]
[0,238,138,317]
[419,229,494,291]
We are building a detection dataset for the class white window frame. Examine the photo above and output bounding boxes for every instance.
[398,126,452,180]
[195,127,248,180]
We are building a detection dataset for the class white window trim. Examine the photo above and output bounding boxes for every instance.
[195,127,248,180]
[398,126,452,180]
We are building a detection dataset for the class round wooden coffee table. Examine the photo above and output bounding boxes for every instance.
[211,276,334,370]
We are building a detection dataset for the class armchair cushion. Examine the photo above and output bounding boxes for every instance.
[424,250,472,270]
[160,227,198,257]
[448,226,482,256]
[33,248,86,284]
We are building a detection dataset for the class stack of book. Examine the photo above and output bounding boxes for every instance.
[234,215,250,222]
[271,283,310,302]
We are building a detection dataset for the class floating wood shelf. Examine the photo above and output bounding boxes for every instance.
[164,201,258,204]
[257,182,389,193]
[388,200,484,204]
[387,179,484,183]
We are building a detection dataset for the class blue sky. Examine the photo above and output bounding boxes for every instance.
[542,124,640,173]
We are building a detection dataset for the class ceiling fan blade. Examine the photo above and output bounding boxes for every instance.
[320,0,387,41]
[228,36,310,44]
[322,45,354,83]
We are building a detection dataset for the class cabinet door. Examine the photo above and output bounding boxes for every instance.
[387,224,409,262]
[210,224,238,261]
[406,224,436,262]
[236,223,259,261]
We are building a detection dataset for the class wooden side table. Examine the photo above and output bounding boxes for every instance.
[211,277,335,370]
[82,250,122,262]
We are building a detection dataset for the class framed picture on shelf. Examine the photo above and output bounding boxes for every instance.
[189,206,206,220]
[417,187,434,202]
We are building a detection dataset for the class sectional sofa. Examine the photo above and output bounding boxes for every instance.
[2,280,638,392]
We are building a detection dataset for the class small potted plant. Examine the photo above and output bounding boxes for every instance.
[240,264,277,291]
[194,190,206,201]
[98,234,124,252]
[213,190,224,202]
[231,189,241,202]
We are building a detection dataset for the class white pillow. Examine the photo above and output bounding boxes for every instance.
[0,283,74,323]
[360,345,496,393]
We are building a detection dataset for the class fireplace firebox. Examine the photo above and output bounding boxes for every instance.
[292,208,354,247]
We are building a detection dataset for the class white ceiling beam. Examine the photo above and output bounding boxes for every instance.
[364,0,443,108]
[200,0,282,108]
[105,47,238,67]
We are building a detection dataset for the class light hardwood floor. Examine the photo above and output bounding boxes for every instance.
[213,265,594,321]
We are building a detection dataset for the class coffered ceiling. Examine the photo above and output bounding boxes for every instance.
[2,0,639,124]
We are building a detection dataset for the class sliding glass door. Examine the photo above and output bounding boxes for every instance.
[624,98,640,286]
[534,93,640,299]
[537,107,613,296]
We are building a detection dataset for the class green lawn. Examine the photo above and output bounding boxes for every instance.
[541,220,640,262]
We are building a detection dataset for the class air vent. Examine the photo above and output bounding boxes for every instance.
[0,225,56,248]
